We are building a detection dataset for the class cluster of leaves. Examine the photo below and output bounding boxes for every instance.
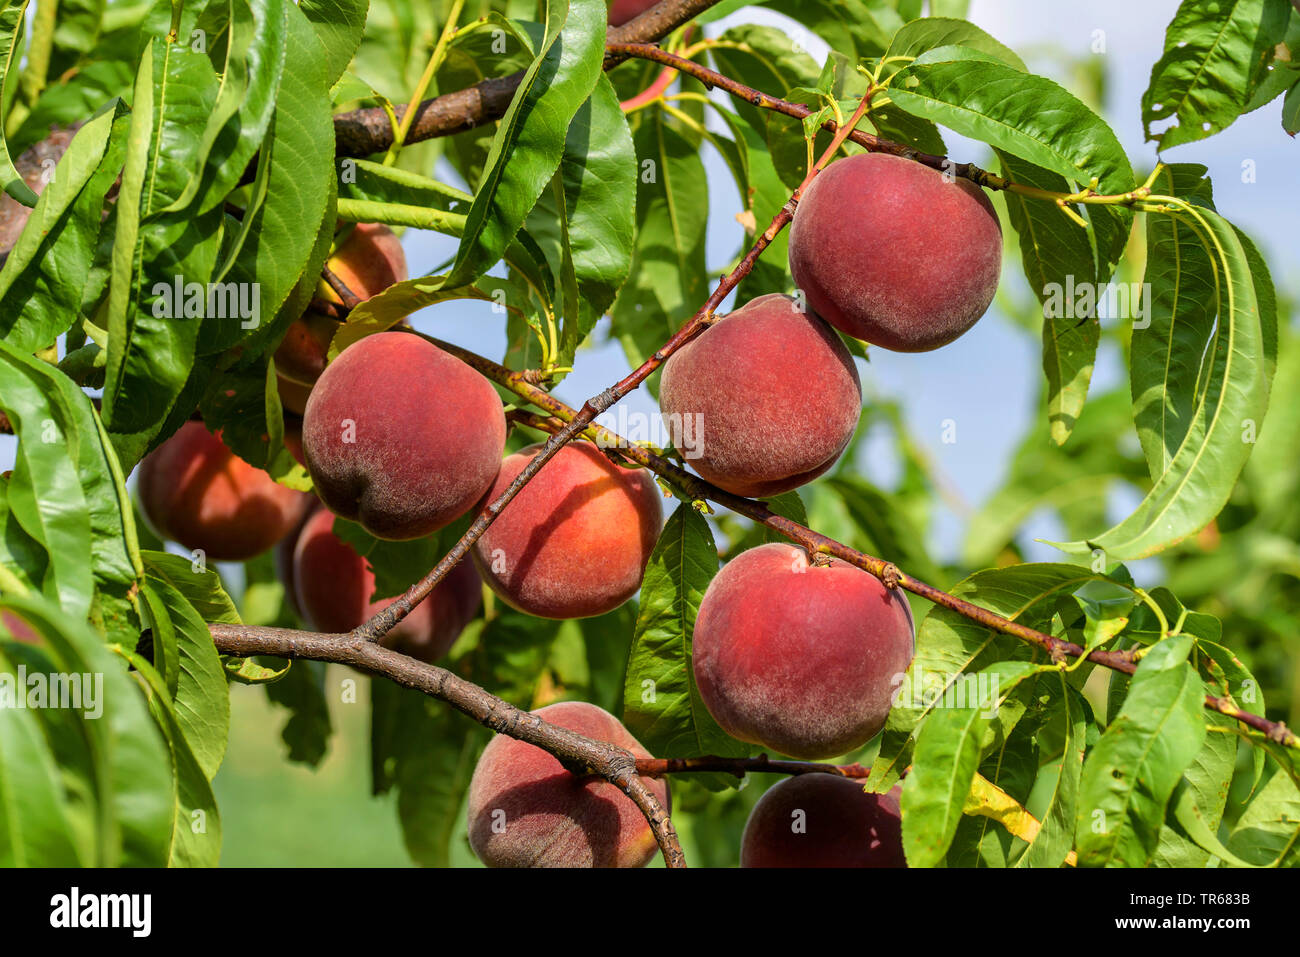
[0,0,1296,867]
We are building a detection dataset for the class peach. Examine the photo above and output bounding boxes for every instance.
[466,701,670,868]
[289,506,481,661]
[788,153,1002,352]
[1,610,40,645]
[274,223,406,408]
[471,442,662,619]
[608,0,658,26]
[693,543,914,759]
[137,420,309,561]
[301,332,506,540]
[658,293,861,497]
[741,776,905,867]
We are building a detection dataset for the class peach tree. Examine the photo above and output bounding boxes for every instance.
[0,0,1297,869]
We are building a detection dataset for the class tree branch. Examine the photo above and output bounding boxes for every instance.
[332,0,723,157]
[435,348,1300,752]
[635,755,871,779]
[208,622,687,867]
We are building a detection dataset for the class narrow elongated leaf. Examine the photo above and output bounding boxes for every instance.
[139,575,230,781]
[1075,635,1207,866]
[611,116,709,380]
[560,74,636,320]
[0,0,39,206]
[112,647,222,867]
[884,17,1025,72]
[871,564,1113,789]
[623,505,740,758]
[299,0,368,87]
[903,707,990,867]
[448,0,606,287]
[996,150,1104,444]
[371,681,488,868]
[101,39,223,468]
[1131,165,1217,480]
[1226,766,1300,866]
[1019,678,1086,868]
[1142,0,1290,150]
[0,645,86,866]
[0,101,128,351]
[889,51,1134,199]
[216,2,334,352]
[1061,204,1270,558]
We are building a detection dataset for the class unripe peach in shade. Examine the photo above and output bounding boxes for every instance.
[608,0,658,26]
[693,543,914,760]
[290,507,481,662]
[317,222,407,307]
[137,421,309,561]
[788,153,1002,352]
[466,701,670,868]
[1,610,40,644]
[741,776,905,868]
[301,332,506,540]
[275,223,407,409]
[658,294,861,497]
[471,443,662,619]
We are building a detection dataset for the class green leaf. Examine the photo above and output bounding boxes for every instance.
[996,150,1105,445]
[1019,678,1086,868]
[140,551,240,624]
[111,646,222,867]
[1131,165,1217,481]
[884,17,1025,73]
[1141,0,1291,150]
[165,0,288,220]
[902,706,990,867]
[0,643,87,866]
[370,680,488,867]
[0,342,140,626]
[889,51,1133,196]
[1059,202,1271,559]
[101,38,223,468]
[1226,765,1300,866]
[138,575,230,782]
[1154,715,1241,866]
[2,595,174,866]
[262,658,332,767]
[871,563,1117,790]
[623,504,742,758]
[300,0,369,87]
[1075,635,1207,866]
[559,74,636,320]
[611,115,710,383]
[0,100,128,350]
[0,0,39,206]
[216,1,335,353]
[448,0,606,287]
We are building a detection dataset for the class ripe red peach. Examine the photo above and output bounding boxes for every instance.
[471,442,662,619]
[693,543,914,759]
[788,153,1002,352]
[301,332,506,540]
[137,420,309,561]
[741,776,905,867]
[466,701,670,868]
[290,506,481,662]
[658,293,861,497]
